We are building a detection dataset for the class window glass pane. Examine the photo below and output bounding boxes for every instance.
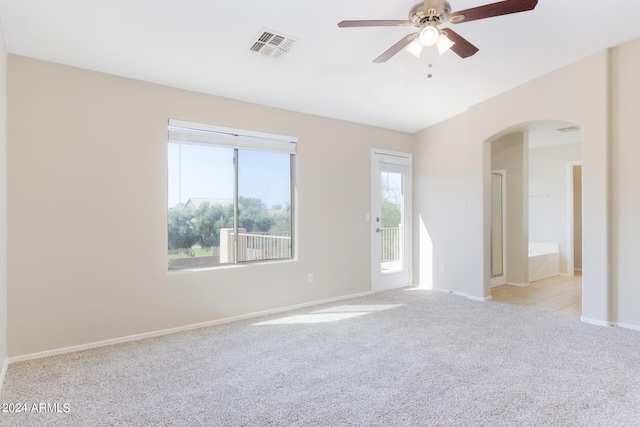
[380,170,403,273]
[168,122,295,270]
[167,143,235,269]
[237,150,292,262]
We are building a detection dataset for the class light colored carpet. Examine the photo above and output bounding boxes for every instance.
[1,288,640,426]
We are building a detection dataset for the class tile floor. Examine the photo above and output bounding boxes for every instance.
[491,273,582,317]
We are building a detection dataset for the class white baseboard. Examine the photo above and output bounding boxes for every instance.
[611,321,640,331]
[467,294,492,302]
[8,291,374,364]
[581,317,640,331]
[431,287,492,302]
[507,282,529,287]
[580,317,612,327]
[431,287,465,297]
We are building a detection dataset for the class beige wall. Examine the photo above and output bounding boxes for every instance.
[412,114,468,292]
[491,132,528,285]
[610,38,640,328]
[7,55,412,357]
[0,23,7,373]
[415,49,611,320]
[6,37,640,358]
[415,38,640,329]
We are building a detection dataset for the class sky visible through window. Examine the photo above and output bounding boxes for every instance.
[382,171,402,204]
[168,143,291,209]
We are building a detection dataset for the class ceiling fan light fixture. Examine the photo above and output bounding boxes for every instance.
[405,39,423,58]
[436,33,455,55]
[419,24,439,47]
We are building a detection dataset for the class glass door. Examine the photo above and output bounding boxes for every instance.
[372,151,412,292]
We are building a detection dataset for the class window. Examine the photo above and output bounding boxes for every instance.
[167,120,296,270]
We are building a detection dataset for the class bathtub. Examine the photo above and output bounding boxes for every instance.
[529,242,559,282]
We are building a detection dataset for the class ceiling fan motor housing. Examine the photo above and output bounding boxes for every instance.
[409,0,452,24]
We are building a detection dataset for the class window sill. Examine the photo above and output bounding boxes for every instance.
[166,257,297,275]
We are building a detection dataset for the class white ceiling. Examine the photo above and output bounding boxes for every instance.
[1,0,639,133]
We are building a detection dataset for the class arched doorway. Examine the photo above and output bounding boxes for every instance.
[485,120,583,317]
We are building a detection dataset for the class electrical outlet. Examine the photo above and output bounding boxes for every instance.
[440,264,445,273]
[308,273,314,284]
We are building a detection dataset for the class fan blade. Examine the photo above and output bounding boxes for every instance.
[441,28,479,58]
[450,0,538,24]
[338,20,412,28]
[373,33,418,63]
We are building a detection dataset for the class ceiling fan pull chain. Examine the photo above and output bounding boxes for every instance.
[425,46,435,78]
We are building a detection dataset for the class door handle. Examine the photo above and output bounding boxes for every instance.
[376,228,382,233]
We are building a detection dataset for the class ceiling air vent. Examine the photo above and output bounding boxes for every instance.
[249,28,298,60]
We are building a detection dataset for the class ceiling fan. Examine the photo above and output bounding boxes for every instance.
[337,0,538,63]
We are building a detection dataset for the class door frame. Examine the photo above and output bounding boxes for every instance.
[566,161,582,277]
[490,170,507,287]
[371,149,413,292]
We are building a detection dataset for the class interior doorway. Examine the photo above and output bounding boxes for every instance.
[489,121,583,318]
